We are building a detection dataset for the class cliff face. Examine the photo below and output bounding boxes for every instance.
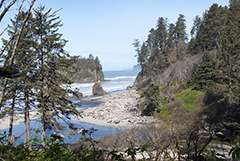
[68,59,104,83]
[134,52,204,89]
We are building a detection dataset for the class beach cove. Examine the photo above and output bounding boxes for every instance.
[73,89,157,129]
[0,70,145,143]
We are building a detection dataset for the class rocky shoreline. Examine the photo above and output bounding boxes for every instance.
[71,89,158,129]
[0,90,157,131]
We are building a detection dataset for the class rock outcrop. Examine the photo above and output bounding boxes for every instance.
[92,82,108,96]
[67,58,104,83]
[134,52,204,89]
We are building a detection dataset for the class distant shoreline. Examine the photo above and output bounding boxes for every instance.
[72,79,110,84]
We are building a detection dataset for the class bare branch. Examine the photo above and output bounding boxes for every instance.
[0,0,17,22]
[1,0,24,57]
[0,0,5,9]
[0,24,9,36]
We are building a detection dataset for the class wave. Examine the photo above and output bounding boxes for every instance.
[103,83,133,92]
[105,76,136,81]
[71,83,94,88]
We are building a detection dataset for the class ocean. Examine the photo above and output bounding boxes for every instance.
[71,70,139,97]
[0,70,140,144]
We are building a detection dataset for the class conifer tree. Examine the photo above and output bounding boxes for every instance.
[191,51,217,90]
[1,10,36,146]
[133,39,145,67]
[190,15,202,38]
[202,4,226,50]
[88,53,94,59]
[174,14,188,47]
[166,23,175,50]
[139,42,149,67]
[0,0,36,109]
[188,4,228,54]
[154,17,168,52]
[13,11,36,147]
[31,6,79,145]
[95,56,100,64]
[216,0,240,106]
[146,28,155,49]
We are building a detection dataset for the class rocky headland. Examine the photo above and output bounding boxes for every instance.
[71,89,158,129]
[67,58,104,83]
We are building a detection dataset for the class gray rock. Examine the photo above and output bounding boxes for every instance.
[92,82,108,96]
[72,90,83,99]
[73,101,81,106]
[114,119,120,124]
[51,133,65,139]
[127,86,136,90]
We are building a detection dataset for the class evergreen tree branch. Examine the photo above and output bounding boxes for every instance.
[1,0,24,64]
[8,0,35,67]
[0,0,36,109]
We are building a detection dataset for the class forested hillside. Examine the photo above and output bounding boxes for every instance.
[133,1,240,159]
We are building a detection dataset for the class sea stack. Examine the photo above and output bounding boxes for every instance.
[92,81,108,96]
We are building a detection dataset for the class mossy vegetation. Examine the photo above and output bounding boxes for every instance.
[159,108,171,119]
[172,89,201,111]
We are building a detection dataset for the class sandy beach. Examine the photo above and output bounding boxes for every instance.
[0,111,40,130]
[72,116,134,129]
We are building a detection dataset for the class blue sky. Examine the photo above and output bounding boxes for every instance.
[1,0,229,71]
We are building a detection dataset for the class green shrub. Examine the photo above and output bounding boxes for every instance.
[160,108,171,119]
[0,128,149,161]
[88,62,94,70]
[172,89,201,111]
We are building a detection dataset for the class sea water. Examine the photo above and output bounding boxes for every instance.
[71,70,139,97]
[0,70,140,144]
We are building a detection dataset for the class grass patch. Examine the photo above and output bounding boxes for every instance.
[172,89,201,111]
[160,109,171,119]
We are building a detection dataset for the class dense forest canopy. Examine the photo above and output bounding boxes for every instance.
[134,0,240,158]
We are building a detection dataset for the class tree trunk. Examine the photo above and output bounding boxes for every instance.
[24,107,27,143]
[8,94,15,144]
[41,91,46,147]
[24,88,31,149]
[27,105,31,149]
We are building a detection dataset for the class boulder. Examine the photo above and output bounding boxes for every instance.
[51,133,65,139]
[70,90,83,99]
[92,82,108,96]
[73,101,81,106]
[114,119,120,124]
[74,90,83,98]
[77,128,86,135]
[126,86,137,90]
